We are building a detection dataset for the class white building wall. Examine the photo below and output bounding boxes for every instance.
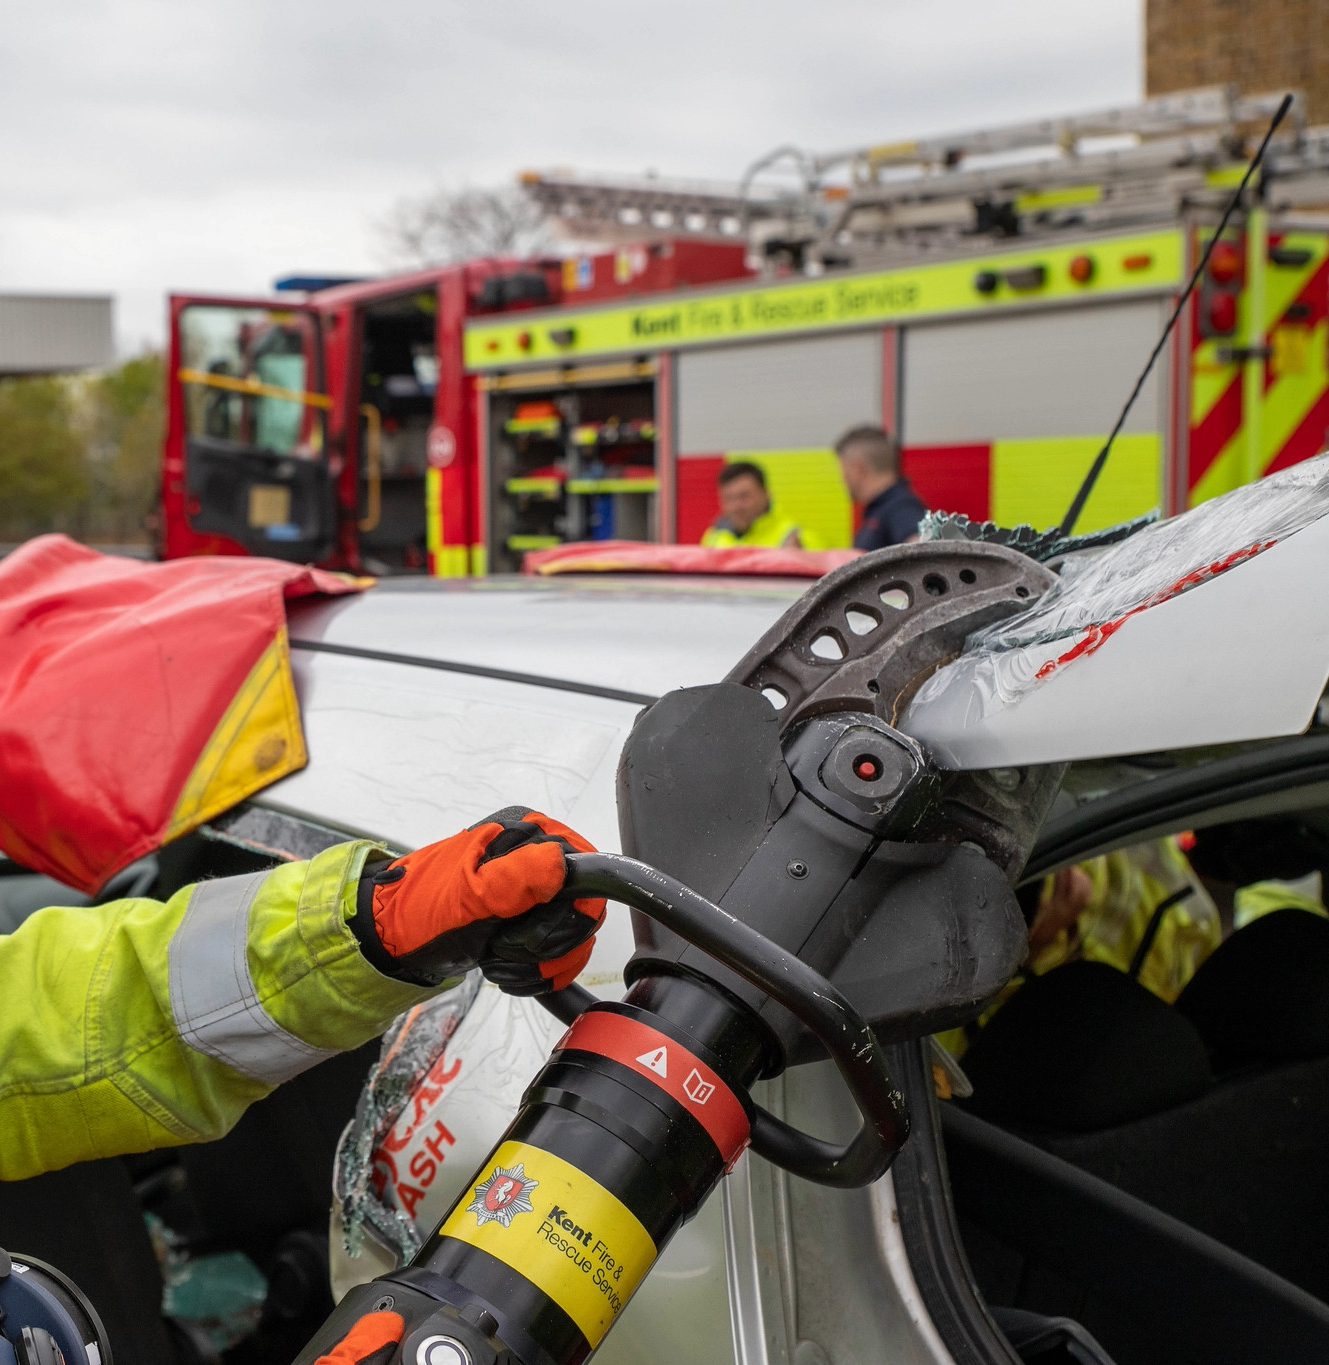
[0,294,115,375]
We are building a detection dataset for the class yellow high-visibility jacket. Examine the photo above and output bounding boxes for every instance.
[700,510,804,548]
[1234,879,1328,928]
[937,838,1222,1059]
[0,840,432,1182]
[1029,838,1221,1003]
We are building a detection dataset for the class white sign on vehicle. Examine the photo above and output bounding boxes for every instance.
[427,425,457,470]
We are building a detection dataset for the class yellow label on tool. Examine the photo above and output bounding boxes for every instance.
[437,1141,657,1347]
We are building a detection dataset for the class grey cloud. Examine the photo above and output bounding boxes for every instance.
[1,0,1139,350]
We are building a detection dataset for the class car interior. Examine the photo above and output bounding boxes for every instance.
[931,747,1329,1365]
[5,749,1329,1365]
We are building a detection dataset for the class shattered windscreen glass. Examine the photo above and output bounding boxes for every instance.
[334,976,479,1261]
[911,452,1329,714]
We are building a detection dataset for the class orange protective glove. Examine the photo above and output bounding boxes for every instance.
[314,1310,404,1364]
[350,807,605,994]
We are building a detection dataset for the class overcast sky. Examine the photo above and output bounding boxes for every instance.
[2,0,1142,354]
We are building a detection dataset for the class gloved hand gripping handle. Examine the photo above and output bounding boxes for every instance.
[294,851,911,1365]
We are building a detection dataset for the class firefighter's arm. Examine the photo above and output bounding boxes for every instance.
[0,811,603,1181]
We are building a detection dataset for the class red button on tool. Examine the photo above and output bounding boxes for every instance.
[854,756,882,781]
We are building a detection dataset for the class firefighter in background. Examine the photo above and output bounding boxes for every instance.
[1019,820,1329,1003]
[700,461,804,548]
[1022,839,1221,1001]
[0,808,604,1182]
[948,821,1329,1136]
[933,836,1222,1066]
[835,425,927,550]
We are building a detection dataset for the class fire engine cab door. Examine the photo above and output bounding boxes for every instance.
[172,298,334,561]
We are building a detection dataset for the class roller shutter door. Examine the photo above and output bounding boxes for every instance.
[674,333,882,548]
[901,299,1172,531]
[678,332,882,452]
[902,299,1169,444]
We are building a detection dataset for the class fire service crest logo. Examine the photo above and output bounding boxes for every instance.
[467,1162,539,1229]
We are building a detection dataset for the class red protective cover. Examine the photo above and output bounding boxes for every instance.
[0,536,365,893]
[524,540,861,578]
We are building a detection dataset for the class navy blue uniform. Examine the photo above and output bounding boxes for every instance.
[854,481,927,551]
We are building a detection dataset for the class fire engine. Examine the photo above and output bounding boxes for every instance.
[161,85,1329,575]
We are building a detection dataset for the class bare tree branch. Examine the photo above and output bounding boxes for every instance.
[377,184,553,267]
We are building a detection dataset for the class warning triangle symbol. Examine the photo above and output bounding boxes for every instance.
[635,1046,669,1078]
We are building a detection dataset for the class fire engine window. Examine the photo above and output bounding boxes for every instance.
[179,306,321,456]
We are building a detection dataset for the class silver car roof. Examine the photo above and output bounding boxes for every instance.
[271,575,804,856]
[286,574,803,701]
[906,456,1329,768]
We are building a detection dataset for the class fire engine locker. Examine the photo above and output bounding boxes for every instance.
[900,297,1176,532]
[484,363,659,574]
[673,331,883,548]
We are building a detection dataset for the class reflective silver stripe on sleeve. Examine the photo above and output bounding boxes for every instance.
[169,870,340,1085]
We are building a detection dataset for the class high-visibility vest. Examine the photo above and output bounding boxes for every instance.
[0,840,433,1180]
[701,509,803,548]
[937,838,1223,1059]
[1234,878,1328,929]
[1030,838,1222,1003]
[937,844,1329,1069]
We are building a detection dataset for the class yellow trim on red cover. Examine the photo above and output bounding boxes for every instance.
[167,631,306,842]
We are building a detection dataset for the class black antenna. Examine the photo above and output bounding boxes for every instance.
[1058,92,1295,537]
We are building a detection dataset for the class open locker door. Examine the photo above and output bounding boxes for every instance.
[165,295,337,563]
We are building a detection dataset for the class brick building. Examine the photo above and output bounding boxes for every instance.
[1147,0,1329,122]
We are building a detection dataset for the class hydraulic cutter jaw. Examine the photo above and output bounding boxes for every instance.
[724,539,1068,878]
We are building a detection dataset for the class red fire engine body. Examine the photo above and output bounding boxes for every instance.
[161,220,1329,576]
[161,244,752,574]
[161,90,1329,575]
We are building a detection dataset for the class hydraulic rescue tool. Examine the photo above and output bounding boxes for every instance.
[295,542,1064,1365]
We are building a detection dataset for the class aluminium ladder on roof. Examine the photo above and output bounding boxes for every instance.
[517,168,796,245]
[520,86,1329,269]
[809,86,1294,180]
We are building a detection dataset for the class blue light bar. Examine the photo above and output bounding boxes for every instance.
[273,275,367,293]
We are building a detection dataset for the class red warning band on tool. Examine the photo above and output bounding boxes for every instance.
[559,1012,751,1167]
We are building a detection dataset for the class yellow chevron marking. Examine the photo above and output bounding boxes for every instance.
[1192,318,1329,505]
[1189,233,1329,505]
[1190,234,1328,430]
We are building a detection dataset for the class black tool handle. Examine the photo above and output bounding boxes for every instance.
[543,852,908,1187]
